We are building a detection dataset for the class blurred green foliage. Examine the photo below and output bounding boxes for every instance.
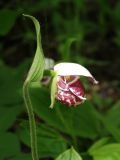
[0,0,120,160]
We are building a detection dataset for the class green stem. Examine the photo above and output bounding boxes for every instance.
[23,80,39,160]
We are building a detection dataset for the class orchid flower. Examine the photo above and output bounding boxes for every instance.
[50,62,98,108]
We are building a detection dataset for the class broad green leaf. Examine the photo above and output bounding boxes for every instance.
[89,142,120,160]
[71,101,101,138]
[0,60,30,106]
[0,106,22,132]
[30,86,67,132]
[18,122,67,158]
[102,101,120,142]
[0,64,22,105]
[0,9,18,36]
[23,14,45,82]
[105,101,120,126]
[88,137,111,154]
[56,147,82,160]
[0,132,20,159]
[30,86,101,139]
[12,154,32,160]
[50,74,58,108]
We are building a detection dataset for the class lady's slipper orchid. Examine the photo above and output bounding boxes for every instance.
[53,63,98,107]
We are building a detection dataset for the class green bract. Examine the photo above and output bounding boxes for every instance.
[23,14,45,82]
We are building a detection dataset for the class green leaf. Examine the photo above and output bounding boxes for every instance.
[88,137,111,154]
[0,64,23,105]
[0,9,18,36]
[23,14,45,82]
[18,122,67,158]
[30,86,101,139]
[0,60,30,106]
[12,154,32,160]
[0,106,22,132]
[50,74,58,108]
[105,101,120,126]
[56,147,82,160]
[0,132,20,159]
[30,86,66,132]
[102,101,120,142]
[89,141,120,160]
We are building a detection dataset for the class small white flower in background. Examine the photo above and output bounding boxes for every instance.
[45,58,55,70]
[54,62,98,107]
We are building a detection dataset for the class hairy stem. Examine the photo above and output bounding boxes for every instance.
[23,80,39,160]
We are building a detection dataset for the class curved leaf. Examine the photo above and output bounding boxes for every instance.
[23,14,45,82]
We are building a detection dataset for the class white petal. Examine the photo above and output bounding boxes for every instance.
[45,58,55,70]
[78,96,86,100]
[54,63,98,84]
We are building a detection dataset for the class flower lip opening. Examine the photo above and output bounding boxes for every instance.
[62,76,79,85]
[57,76,79,92]
[56,75,86,106]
